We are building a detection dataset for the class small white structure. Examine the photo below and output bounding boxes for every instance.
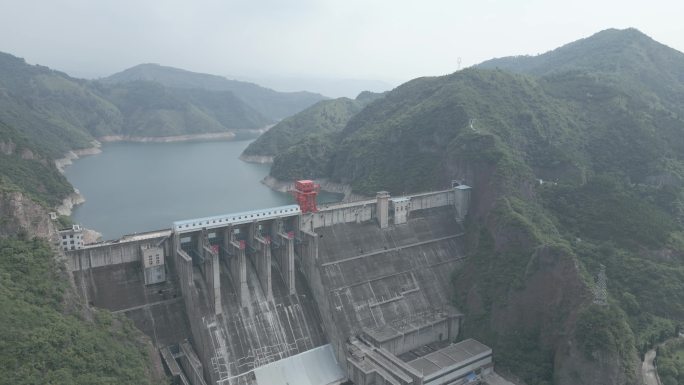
[391,197,411,225]
[141,245,166,285]
[57,225,84,251]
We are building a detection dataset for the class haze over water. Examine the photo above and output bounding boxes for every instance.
[65,140,340,240]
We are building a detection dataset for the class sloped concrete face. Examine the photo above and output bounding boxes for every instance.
[195,252,328,385]
[308,208,466,364]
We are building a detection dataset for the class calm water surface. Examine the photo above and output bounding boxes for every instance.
[65,140,340,240]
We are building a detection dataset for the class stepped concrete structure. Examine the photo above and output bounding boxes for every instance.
[66,185,493,385]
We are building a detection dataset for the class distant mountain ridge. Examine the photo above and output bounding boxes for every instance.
[479,28,684,111]
[102,63,327,120]
[479,28,684,76]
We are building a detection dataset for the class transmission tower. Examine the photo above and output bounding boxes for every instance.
[593,264,608,306]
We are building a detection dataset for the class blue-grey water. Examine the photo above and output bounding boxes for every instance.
[65,140,340,240]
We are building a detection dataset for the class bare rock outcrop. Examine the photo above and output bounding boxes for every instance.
[0,190,56,240]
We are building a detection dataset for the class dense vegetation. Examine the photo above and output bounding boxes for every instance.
[268,28,684,384]
[102,63,326,120]
[0,53,117,158]
[0,121,72,206]
[95,80,270,136]
[657,338,684,385]
[0,237,162,385]
[243,92,380,159]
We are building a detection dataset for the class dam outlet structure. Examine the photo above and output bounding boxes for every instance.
[65,183,496,385]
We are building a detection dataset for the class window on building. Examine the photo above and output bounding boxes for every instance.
[62,235,67,239]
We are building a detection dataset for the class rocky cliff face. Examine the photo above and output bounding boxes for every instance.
[449,153,638,385]
[0,190,56,239]
[555,336,640,385]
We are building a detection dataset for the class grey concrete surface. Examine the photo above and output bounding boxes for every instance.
[311,207,466,364]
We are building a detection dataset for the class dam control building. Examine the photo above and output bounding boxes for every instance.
[65,183,496,385]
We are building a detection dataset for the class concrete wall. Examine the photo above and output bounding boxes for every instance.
[296,229,346,365]
[391,198,410,225]
[201,245,222,315]
[311,200,376,229]
[66,234,170,271]
[179,342,208,385]
[308,188,466,231]
[423,356,492,385]
[175,246,218,384]
[407,190,454,212]
[366,317,459,356]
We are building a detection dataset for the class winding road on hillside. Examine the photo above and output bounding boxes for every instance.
[643,349,660,385]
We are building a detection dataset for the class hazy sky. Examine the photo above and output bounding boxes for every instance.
[1,0,683,86]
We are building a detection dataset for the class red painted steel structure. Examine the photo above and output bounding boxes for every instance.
[293,180,320,213]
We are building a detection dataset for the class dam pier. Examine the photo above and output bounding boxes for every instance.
[66,183,495,385]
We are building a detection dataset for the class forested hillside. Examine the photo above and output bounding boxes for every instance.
[0,237,165,384]
[266,28,684,385]
[94,80,270,137]
[242,91,383,163]
[0,116,165,383]
[0,52,120,158]
[0,121,72,207]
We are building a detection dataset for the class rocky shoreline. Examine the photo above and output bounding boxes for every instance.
[55,141,102,173]
[55,189,86,217]
[239,154,274,164]
[261,175,368,202]
[98,131,237,143]
[54,141,102,219]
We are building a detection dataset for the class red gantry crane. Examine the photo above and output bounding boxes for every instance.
[293,180,320,213]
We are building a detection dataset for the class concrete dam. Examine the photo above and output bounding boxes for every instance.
[66,184,494,385]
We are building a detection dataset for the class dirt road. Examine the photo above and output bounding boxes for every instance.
[642,349,660,385]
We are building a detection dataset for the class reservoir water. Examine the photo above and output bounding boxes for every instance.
[65,140,340,240]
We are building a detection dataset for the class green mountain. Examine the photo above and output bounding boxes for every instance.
[268,28,684,385]
[94,80,270,136]
[0,237,165,385]
[479,28,684,83]
[0,52,120,158]
[103,63,327,120]
[0,121,72,207]
[242,91,384,161]
[0,52,322,158]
